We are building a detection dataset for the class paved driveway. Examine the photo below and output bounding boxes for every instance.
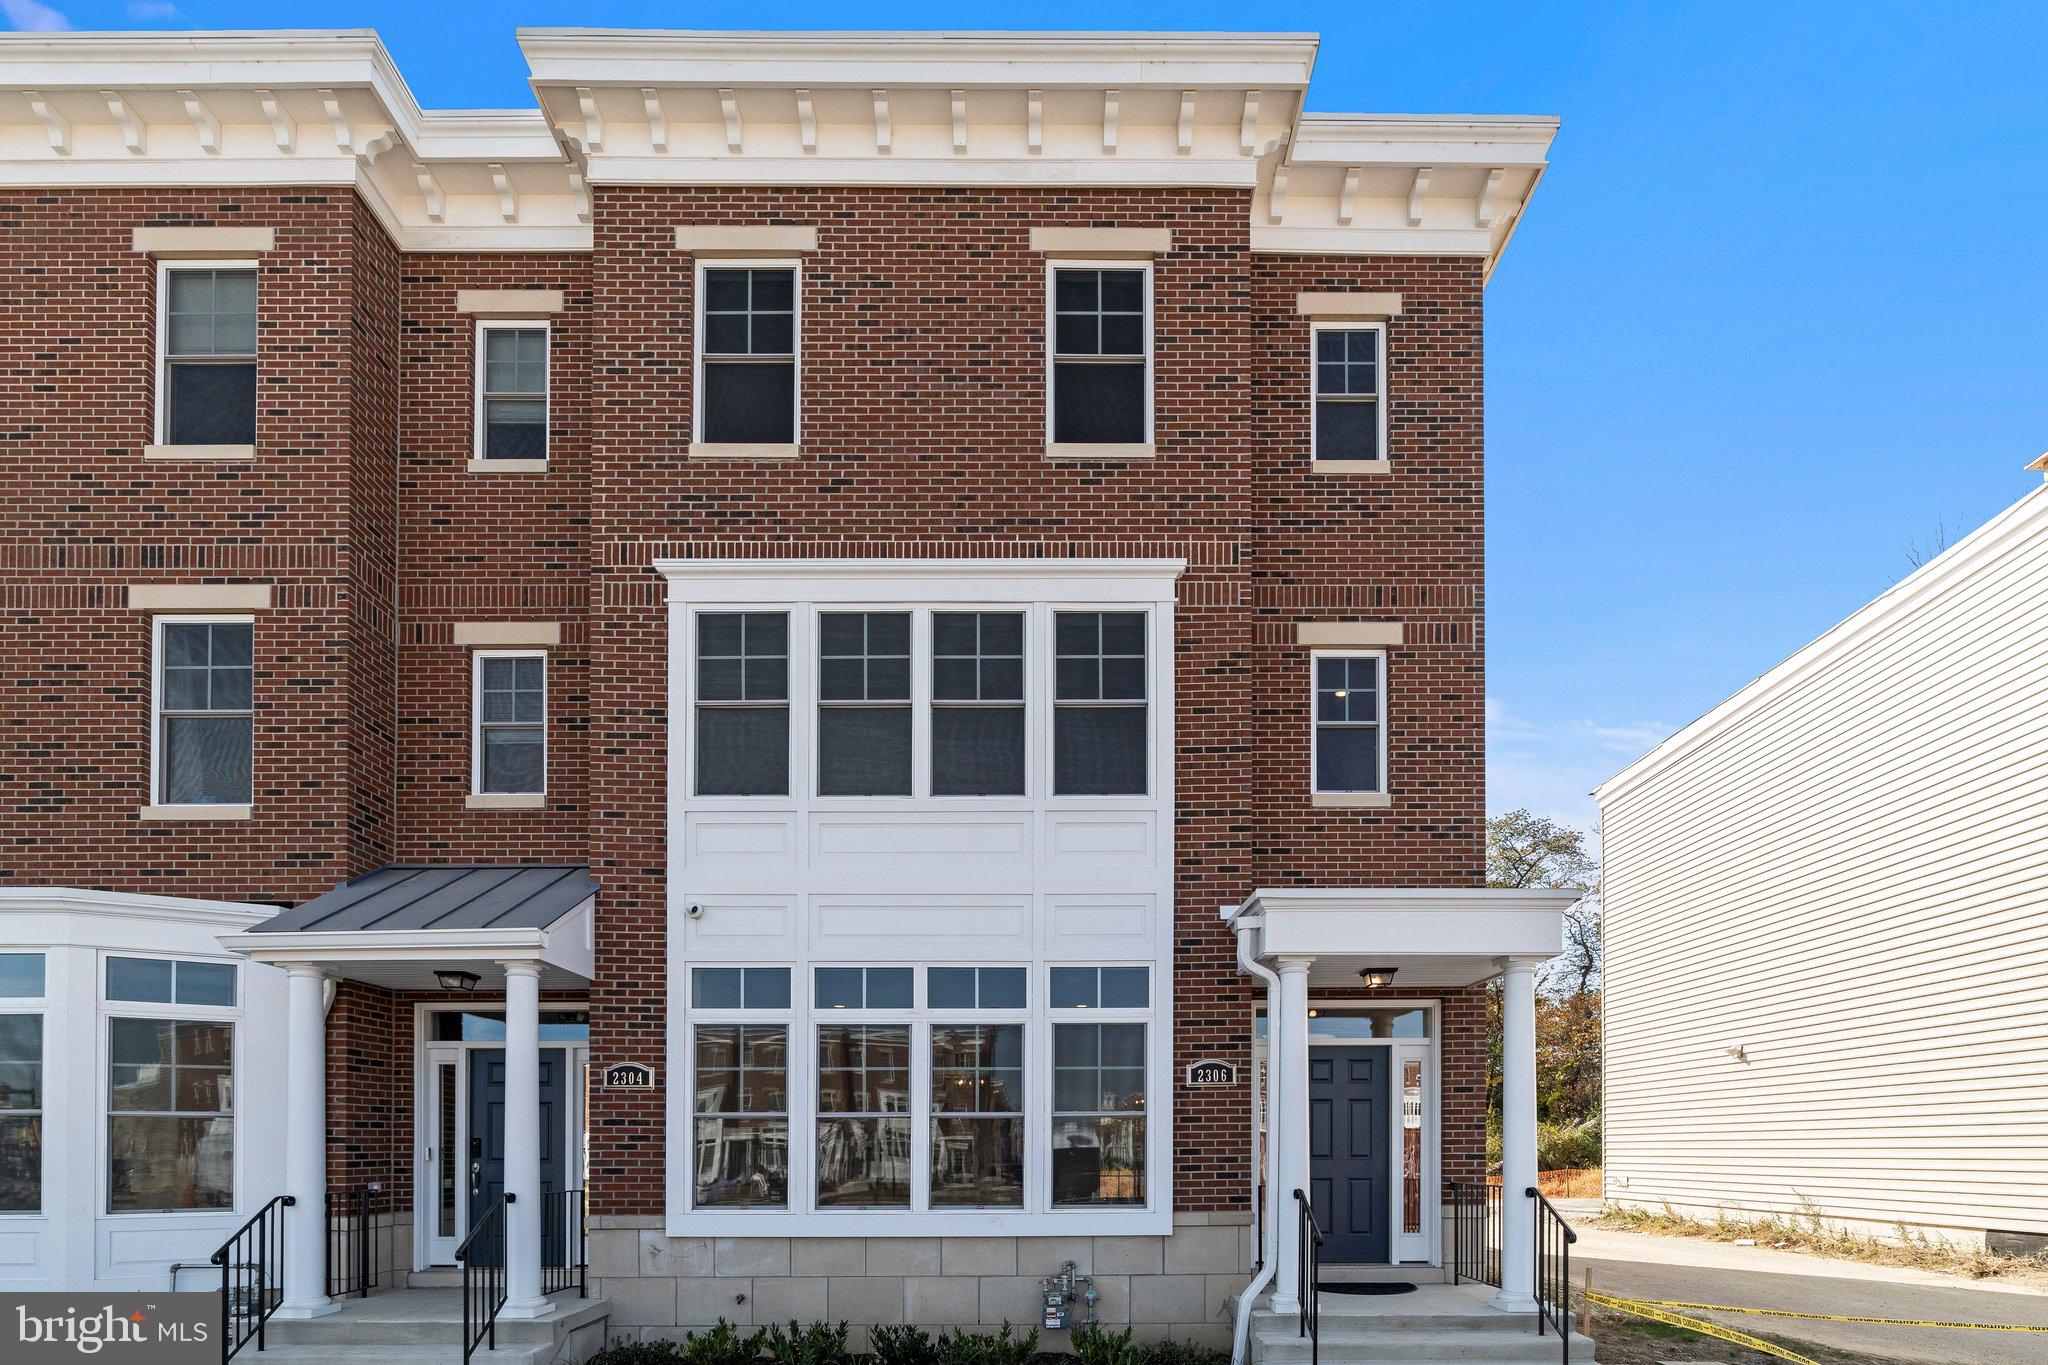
[1567,1220,2048,1365]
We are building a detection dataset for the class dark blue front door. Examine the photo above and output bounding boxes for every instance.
[466,1048,568,1263]
[1308,1047,1390,1263]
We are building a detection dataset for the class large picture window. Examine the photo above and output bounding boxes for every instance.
[690,967,792,1210]
[107,1017,233,1212]
[1053,611,1148,795]
[154,618,253,808]
[696,613,790,796]
[697,265,798,446]
[1050,265,1150,446]
[816,1023,911,1207]
[158,263,257,447]
[930,1023,1023,1207]
[817,613,912,797]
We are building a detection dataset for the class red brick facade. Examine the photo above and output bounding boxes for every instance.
[1,182,1487,1219]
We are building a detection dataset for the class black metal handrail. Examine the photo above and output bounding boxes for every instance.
[1292,1188,1321,1365]
[1446,1179,1502,1288]
[326,1186,378,1299]
[209,1194,293,1364]
[1529,1187,1578,1363]
[457,1193,512,1365]
[541,1187,587,1298]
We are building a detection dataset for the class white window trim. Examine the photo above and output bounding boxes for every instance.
[97,949,243,1218]
[152,258,258,452]
[691,257,802,456]
[0,956,46,1218]
[1045,259,1154,455]
[928,609,1029,799]
[677,962,1159,1234]
[1309,319,1390,473]
[471,318,551,469]
[470,649,548,800]
[1311,648,1391,806]
[147,614,255,818]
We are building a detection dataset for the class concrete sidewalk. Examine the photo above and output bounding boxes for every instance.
[1561,1212,2048,1365]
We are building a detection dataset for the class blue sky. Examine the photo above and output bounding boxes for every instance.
[11,2,2047,836]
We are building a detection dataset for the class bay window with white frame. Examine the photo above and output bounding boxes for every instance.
[472,650,547,798]
[153,617,254,810]
[1313,650,1388,800]
[103,954,238,1214]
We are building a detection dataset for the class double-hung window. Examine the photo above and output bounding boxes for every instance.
[0,954,44,1214]
[696,613,790,796]
[473,652,546,797]
[818,613,912,797]
[1053,611,1149,795]
[154,618,253,808]
[813,967,913,1208]
[158,262,257,448]
[1050,966,1150,1207]
[476,323,549,462]
[105,955,237,1213]
[1313,653,1387,796]
[929,966,1026,1208]
[1050,265,1150,446]
[697,265,798,446]
[931,612,1026,796]
[1312,323,1386,463]
[691,967,791,1208]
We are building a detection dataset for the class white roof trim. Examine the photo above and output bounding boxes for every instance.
[1597,482,2048,805]
[0,885,278,927]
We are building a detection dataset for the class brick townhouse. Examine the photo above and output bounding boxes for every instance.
[0,27,1579,1360]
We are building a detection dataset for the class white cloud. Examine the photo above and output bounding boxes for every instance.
[1487,697,1676,839]
[2,0,73,30]
[126,0,181,19]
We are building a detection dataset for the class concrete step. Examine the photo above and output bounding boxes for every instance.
[265,1293,604,1348]
[244,1347,556,1365]
[1252,1329,1597,1363]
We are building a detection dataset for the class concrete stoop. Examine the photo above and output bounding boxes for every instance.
[1249,1284,1596,1364]
[257,1289,609,1365]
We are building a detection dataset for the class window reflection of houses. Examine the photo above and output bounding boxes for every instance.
[107,1018,233,1212]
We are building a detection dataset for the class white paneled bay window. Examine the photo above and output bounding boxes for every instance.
[661,558,1180,1236]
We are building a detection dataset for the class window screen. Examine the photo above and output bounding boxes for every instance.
[818,612,911,797]
[158,621,253,806]
[693,1024,789,1208]
[1315,655,1384,793]
[476,655,545,795]
[696,613,790,795]
[1052,268,1147,445]
[700,267,796,444]
[163,267,257,447]
[480,326,548,460]
[1053,611,1147,795]
[932,612,1025,796]
[1314,328,1382,461]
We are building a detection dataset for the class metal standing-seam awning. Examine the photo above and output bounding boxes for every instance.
[220,863,596,989]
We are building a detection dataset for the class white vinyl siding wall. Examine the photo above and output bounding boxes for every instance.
[1597,484,2048,1244]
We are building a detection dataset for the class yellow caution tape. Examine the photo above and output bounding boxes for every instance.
[1628,1297,2048,1333]
[1586,1291,1819,1363]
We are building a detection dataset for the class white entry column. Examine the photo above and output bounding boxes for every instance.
[277,965,336,1318]
[500,961,547,1317]
[1493,957,1539,1313]
[1270,956,1314,1315]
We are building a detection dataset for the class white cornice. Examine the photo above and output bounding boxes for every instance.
[0,884,278,927]
[0,28,1555,269]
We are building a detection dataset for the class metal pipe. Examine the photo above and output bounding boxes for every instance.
[1226,907,1282,1365]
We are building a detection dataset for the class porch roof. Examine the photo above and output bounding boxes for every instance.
[1226,886,1584,988]
[221,863,596,989]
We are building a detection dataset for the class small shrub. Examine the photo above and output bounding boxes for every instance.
[589,1341,684,1365]
[1138,1341,1230,1365]
[869,1325,938,1365]
[933,1323,1037,1365]
[680,1320,766,1365]
[1071,1323,1139,1365]
[763,1320,848,1365]
[1536,1117,1601,1171]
